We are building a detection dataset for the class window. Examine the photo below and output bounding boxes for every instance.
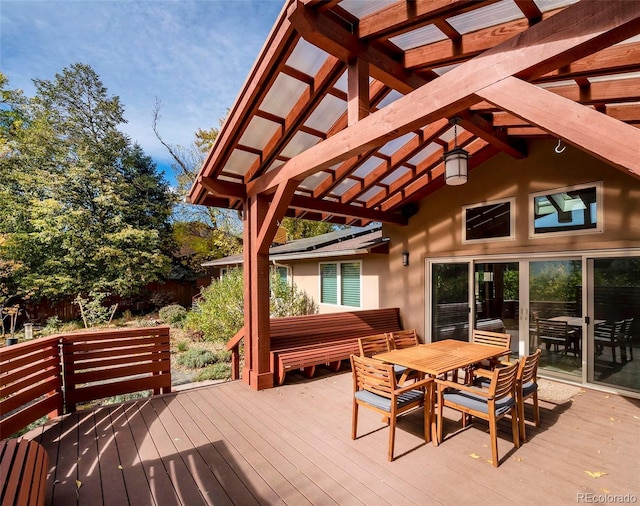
[462,197,515,243]
[320,261,361,307]
[274,265,290,284]
[530,182,602,237]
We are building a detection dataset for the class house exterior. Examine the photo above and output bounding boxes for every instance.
[203,225,389,313]
[188,0,640,394]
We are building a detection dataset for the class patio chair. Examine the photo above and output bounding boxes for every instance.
[461,329,512,383]
[358,333,391,358]
[359,333,419,383]
[350,354,433,461]
[594,320,626,364]
[436,361,520,467]
[389,329,419,349]
[473,350,542,442]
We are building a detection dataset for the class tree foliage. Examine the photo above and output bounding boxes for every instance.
[0,65,175,301]
[185,268,317,342]
[280,217,338,241]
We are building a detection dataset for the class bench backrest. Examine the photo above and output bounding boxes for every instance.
[270,308,402,350]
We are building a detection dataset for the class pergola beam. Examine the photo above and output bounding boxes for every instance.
[477,77,640,178]
[247,0,640,198]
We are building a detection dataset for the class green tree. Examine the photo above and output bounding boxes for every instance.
[280,217,338,241]
[185,268,317,342]
[0,66,175,300]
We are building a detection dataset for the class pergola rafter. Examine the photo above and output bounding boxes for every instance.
[187,0,640,389]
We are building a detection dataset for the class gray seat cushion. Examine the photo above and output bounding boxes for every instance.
[443,388,515,416]
[522,381,537,397]
[355,389,424,412]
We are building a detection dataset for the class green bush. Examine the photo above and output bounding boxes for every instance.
[176,348,229,369]
[158,304,187,326]
[185,268,318,342]
[193,363,231,382]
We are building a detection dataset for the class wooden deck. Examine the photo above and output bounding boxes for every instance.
[24,368,640,505]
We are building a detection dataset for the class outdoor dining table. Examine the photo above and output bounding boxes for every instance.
[373,339,511,446]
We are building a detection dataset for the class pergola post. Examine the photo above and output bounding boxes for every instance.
[243,195,273,390]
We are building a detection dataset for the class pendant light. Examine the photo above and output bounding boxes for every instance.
[444,117,469,186]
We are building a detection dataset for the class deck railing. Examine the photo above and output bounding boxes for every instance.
[0,326,171,438]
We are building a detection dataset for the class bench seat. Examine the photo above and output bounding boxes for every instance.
[0,438,48,506]
[269,308,402,385]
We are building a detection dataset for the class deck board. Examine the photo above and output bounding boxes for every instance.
[26,368,640,506]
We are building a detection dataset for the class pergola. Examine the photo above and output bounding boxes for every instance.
[188,0,640,390]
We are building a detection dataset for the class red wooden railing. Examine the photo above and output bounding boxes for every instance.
[62,327,171,412]
[0,336,63,439]
[0,326,171,438]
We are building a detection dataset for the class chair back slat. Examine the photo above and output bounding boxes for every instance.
[351,354,395,398]
[537,319,569,338]
[358,333,391,358]
[490,361,519,400]
[519,349,541,384]
[472,329,511,349]
[390,329,419,349]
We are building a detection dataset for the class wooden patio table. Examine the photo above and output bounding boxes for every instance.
[374,339,510,446]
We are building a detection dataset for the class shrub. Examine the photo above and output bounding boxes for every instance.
[176,348,229,369]
[176,341,189,352]
[193,363,231,382]
[158,304,187,326]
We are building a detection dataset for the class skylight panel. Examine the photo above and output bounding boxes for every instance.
[239,116,281,150]
[331,178,359,197]
[305,94,346,133]
[281,131,322,158]
[334,71,348,93]
[358,186,384,202]
[378,132,416,156]
[533,0,578,13]
[299,171,331,191]
[381,166,411,185]
[287,38,330,76]
[588,71,640,83]
[390,24,448,51]
[339,0,396,18]
[352,156,385,178]
[223,149,260,177]
[408,143,441,165]
[377,89,404,108]
[448,0,523,35]
[261,73,308,117]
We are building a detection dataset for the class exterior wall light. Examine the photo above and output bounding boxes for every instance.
[402,251,409,267]
[444,117,469,186]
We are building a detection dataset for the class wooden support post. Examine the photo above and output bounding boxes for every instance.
[347,57,369,126]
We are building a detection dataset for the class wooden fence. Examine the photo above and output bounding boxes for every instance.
[0,327,171,439]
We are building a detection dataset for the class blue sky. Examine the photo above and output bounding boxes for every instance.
[1,0,284,184]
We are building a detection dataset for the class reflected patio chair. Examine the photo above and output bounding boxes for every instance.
[536,319,574,355]
[436,361,520,467]
[594,320,626,364]
[623,318,634,361]
[350,354,433,461]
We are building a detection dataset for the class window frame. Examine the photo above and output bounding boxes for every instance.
[461,196,516,244]
[319,260,362,308]
[529,181,603,239]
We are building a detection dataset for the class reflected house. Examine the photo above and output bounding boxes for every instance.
[187,0,640,395]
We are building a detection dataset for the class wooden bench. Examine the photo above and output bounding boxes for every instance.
[270,308,403,385]
[0,438,48,506]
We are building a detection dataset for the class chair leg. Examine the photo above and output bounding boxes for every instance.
[518,394,526,442]
[489,417,499,467]
[352,401,358,440]
[533,392,540,427]
[388,413,396,461]
[511,406,520,450]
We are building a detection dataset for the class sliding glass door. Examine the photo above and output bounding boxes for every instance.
[589,256,640,391]
[431,262,470,342]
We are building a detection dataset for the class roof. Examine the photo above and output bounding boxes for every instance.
[188,0,640,226]
[202,225,386,266]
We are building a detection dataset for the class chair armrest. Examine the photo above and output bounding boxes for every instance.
[395,377,433,395]
[474,368,493,379]
[435,378,492,399]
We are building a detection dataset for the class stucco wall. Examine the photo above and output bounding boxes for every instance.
[381,139,640,340]
[289,254,388,313]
